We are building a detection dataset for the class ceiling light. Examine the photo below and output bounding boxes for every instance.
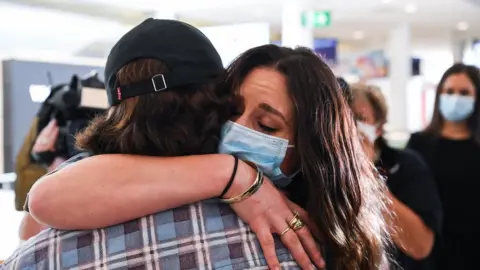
[456,21,469,31]
[404,3,417,13]
[353,30,365,40]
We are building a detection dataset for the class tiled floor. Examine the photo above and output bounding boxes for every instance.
[0,190,23,260]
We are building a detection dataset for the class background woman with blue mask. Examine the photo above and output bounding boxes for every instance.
[407,63,480,270]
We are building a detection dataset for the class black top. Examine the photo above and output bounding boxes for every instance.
[375,138,443,270]
[406,132,480,270]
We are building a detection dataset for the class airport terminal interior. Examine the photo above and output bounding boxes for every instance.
[1,0,480,269]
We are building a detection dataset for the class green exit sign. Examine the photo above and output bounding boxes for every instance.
[301,11,331,28]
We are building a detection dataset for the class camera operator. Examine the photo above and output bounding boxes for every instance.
[31,119,66,170]
[16,72,105,241]
[18,119,66,240]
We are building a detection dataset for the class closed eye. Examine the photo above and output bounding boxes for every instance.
[259,122,277,133]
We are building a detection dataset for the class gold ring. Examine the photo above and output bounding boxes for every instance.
[280,227,291,236]
[288,211,305,231]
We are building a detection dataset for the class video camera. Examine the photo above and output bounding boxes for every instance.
[32,72,108,165]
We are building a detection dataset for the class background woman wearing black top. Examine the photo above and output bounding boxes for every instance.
[351,83,442,270]
[407,63,480,270]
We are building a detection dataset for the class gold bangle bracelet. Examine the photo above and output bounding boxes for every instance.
[221,164,264,204]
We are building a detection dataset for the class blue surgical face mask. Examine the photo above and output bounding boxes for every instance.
[439,94,475,122]
[218,120,296,188]
[357,121,378,144]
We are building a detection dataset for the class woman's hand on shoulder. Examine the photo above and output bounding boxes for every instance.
[224,161,325,270]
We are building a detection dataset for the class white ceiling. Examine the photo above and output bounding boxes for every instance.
[0,0,479,58]
[6,1,480,32]
[78,0,480,39]
[175,0,480,42]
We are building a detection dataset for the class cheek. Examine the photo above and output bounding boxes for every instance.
[280,149,299,175]
[279,128,297,173]
[470,90,477,99]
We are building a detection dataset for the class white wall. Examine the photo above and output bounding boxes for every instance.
[199,23,270,66]
[0,3,129,58]
[339,39,455,135]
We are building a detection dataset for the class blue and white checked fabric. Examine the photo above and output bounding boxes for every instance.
[4,203,300,269]
[4,153,301,270]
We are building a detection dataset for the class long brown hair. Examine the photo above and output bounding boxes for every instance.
[76,59,233,156]
[225,45,390,269]
[424,63,480,143]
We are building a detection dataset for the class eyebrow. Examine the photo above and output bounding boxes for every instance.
[259,103,288,124]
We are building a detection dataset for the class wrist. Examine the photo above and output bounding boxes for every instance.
[223,159,256,199]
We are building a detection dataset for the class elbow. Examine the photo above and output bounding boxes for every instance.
[28,178,69,230]
[408,230,435,260]
[28,181,55,226]
[409,244,433,260]
[28,175,101,230]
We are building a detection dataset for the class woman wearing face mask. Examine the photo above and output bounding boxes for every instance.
[406,63,480,270]
[28,45,390,269]
[351,83,442,270]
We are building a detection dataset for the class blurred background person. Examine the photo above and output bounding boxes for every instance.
[17,119,64,241]
[15,73,105,241]
[406,63,480,270]
[351,83,442,270]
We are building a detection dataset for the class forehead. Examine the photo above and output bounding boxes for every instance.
[239,67,293,117]
[353,97,374,119]
[443,73,475,89]
[240,67,286,92]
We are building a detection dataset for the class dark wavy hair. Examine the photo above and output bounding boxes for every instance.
[424,63,480,144]
[76,59,233,156]
[337,77,353,107]
[225,45,390,270]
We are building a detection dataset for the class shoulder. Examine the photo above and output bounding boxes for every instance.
[406,131,436,155]
[64,152,93,165]
[397,148,428,169]
[2,228,54,268]
[408,131,432,144]
[49,152,93,173]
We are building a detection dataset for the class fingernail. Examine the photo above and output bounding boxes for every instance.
[274,267,281,270]
[310,264,316,270]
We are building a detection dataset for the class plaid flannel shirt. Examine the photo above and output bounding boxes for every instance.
[4,153,300,270]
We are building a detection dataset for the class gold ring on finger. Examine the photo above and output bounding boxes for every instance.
[288,212,305,231]
[288,211,300,227]
[290,218,305,231]
[280,226,291,236]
